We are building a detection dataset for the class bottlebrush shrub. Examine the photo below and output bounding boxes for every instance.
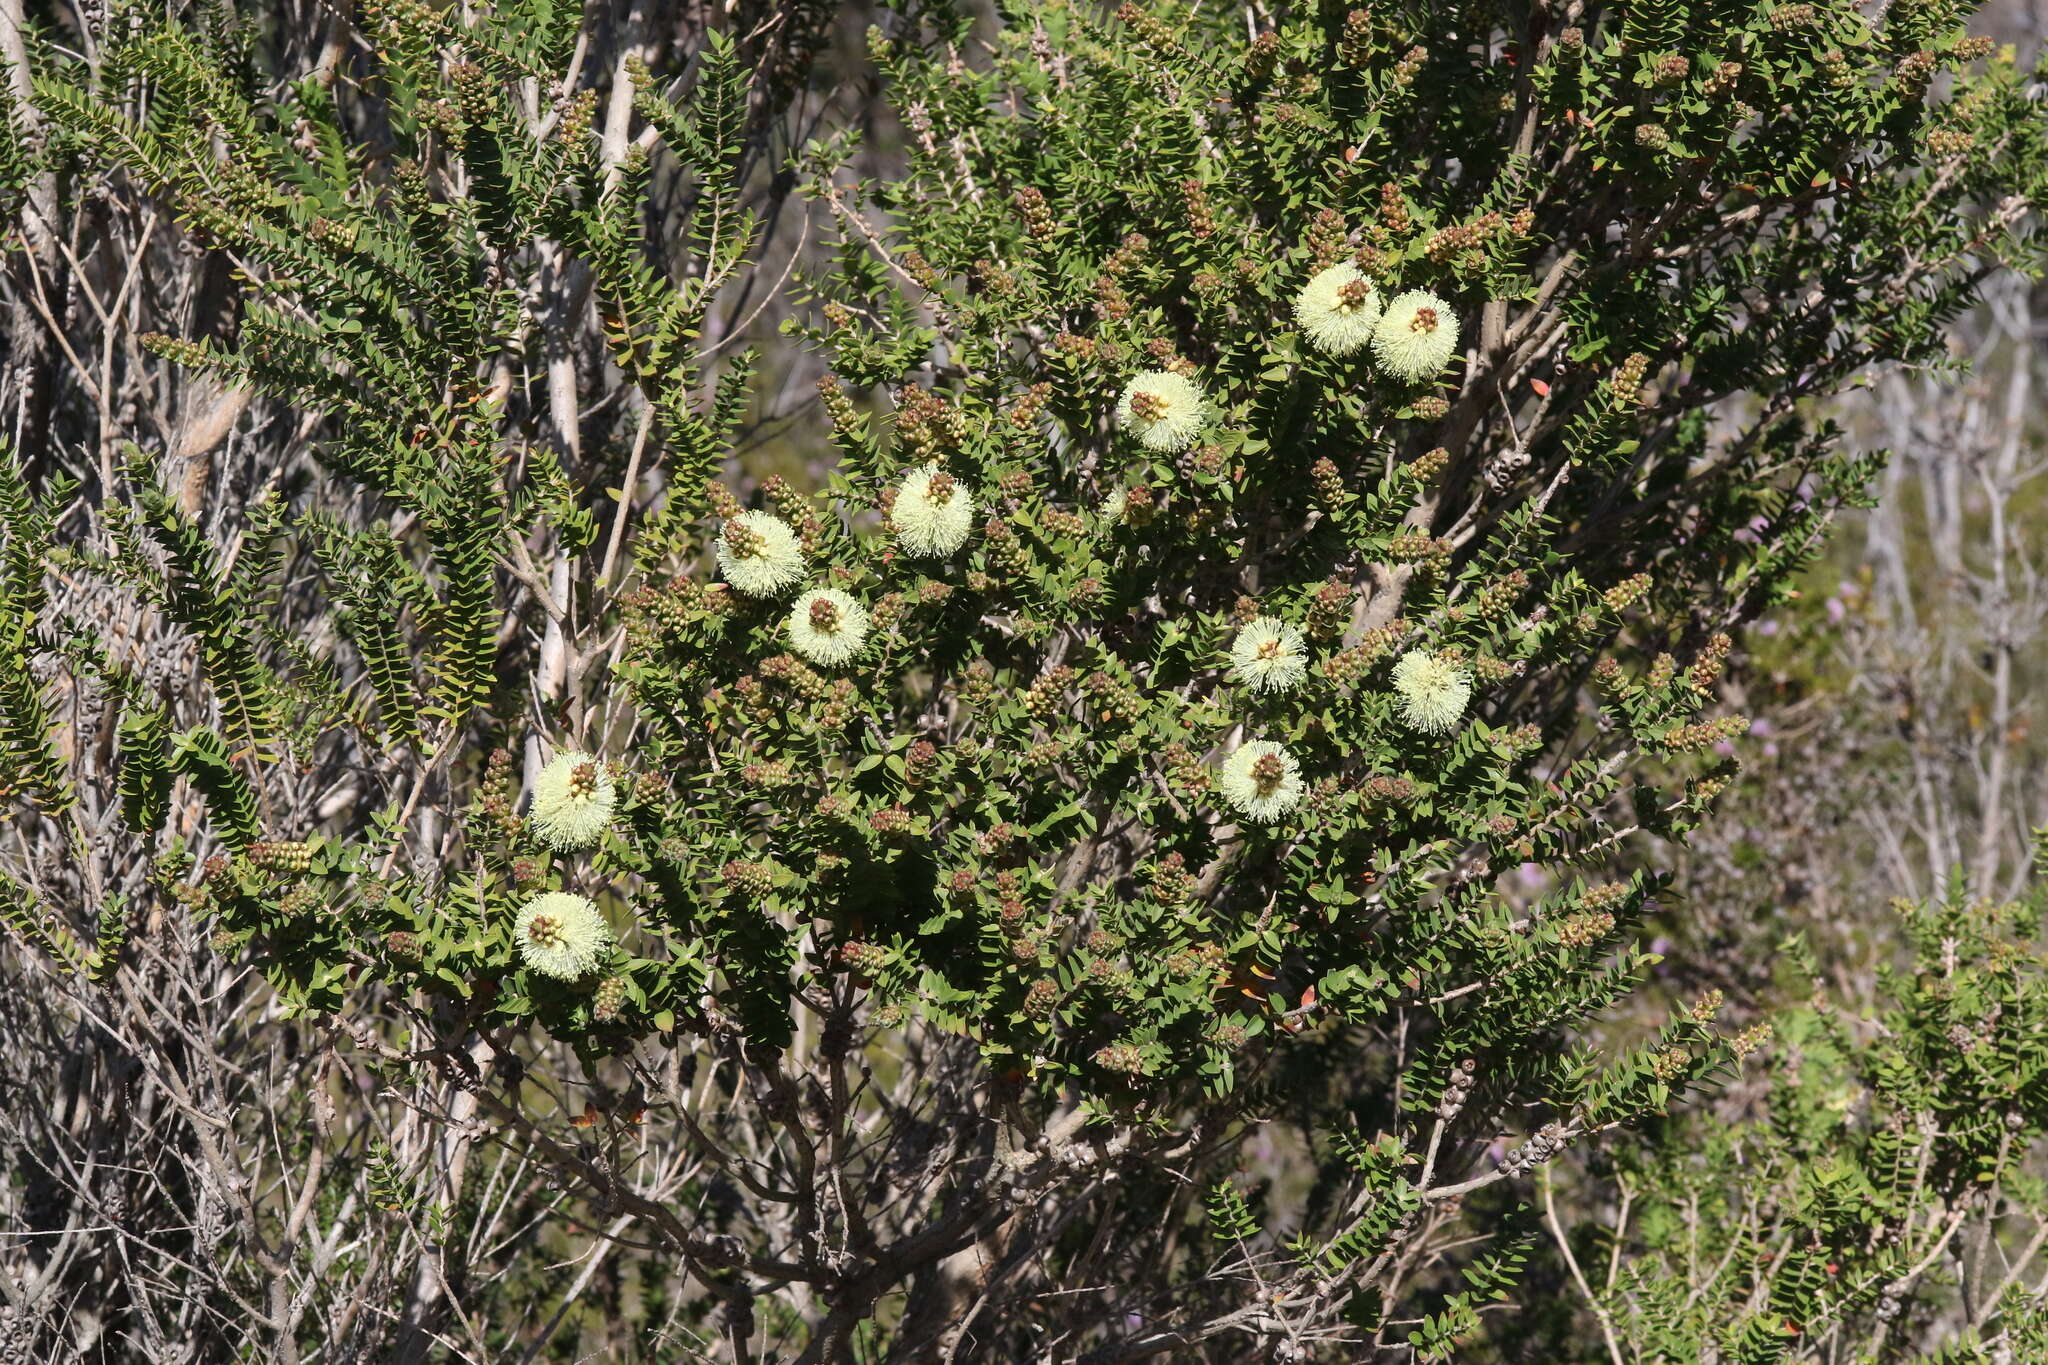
[1533,862,2048,1362]
[1,0,2043,1359]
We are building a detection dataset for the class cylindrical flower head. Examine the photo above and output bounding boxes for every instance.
[1293,263,1384,357]
[1115,371,1206,452]
[514,891,611,980]
[787,588,870,667]
[1372,290,1461,382]
[715,510,805,597]
[528,750,617,851]
[1230,616,1310,694]
[892,463,977,557]
[1217,739,1305,823]
[1390,649,1473,734]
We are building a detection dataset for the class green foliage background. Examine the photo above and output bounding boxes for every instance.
[0,0,2045,1359]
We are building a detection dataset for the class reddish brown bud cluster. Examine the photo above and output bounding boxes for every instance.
[1557,911,1616,949]
[1296,578,1348,641]
[247,840,314,874]
[1324,621,1411,682]
[1091,1042,1147,1075]
[1115,2,1179,52]
[1360,774,1418,803]
[1378,183,1412,235]
[1473,654,1516,685]
[592,975,628,1022]
[1040,507,1087,539]
[1310,457,1346,507]
[1013,186,1055,241]
[1584,881,1639,915]
[1186,444,1229,479]
[1610,352,1652,408]
[1094,271,1131,321]
[1307,207,1348,270]
[1424,212,1502,265]
[1165,941,1224,980]
[1404,447,1450,482]
[1603,572,1653,613]
[904,739,941,787]
[1120,483,1157,526]
[1164,742,1212,794]
[1663,714,1749,753]
[977,822,1021,856]
[1085,671,1145,727]
[722,860,775,897]
[1473,570,1528,619]
[1241,31,1280,83]
[1387,530,1452,563]
[1025,666,1075,719]
[1689,632,1733,690]
[1339,9,1373,65]
[1145,852,1195,906]
[1926,127,1975,158]
[982,517,1033,576]
[1023,977,1059,1019]
[1009,381,1052,430]
[838,940,890,974]
[706,481,743,520]
[1181,178,1215,239]
[740,759,795,790]
[896,247,939,290]
[896,384,968,460]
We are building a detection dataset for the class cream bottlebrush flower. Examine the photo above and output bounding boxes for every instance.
[1115,371,1206,452]
[528,750,617,851]
[1217,740,1305,823]
[1390,649,1473,734]
[1372,290,1461,382]
[892,463,977,557]
[514,892,611,980]
[787,588,870,667]
[714,510,805,597]
[1230,616,1310,695]
[1293,263,1384,357]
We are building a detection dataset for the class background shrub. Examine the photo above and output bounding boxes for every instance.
[0,0,2043,1360]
